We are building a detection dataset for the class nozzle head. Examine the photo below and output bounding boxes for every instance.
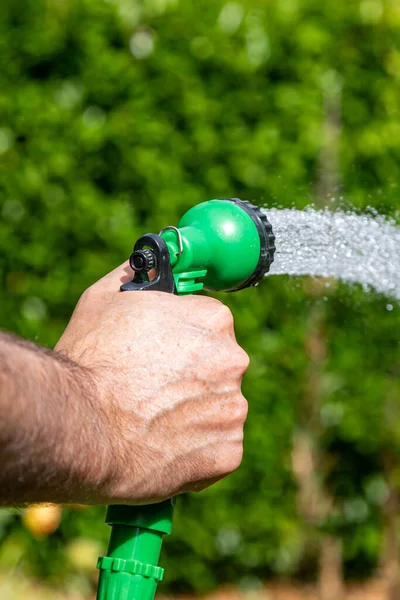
[172,198,275,293]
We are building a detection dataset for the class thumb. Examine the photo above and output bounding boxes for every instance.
[96,261,134,292]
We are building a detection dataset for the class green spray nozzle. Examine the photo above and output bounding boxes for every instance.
[125,198,275,295]
[96,198,275,600]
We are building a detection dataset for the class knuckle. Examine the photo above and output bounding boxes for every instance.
[226,347,250,375]
[236,395,249,422]
[218,304,234,325]
[79,285,95,304]
[188,298,235,332]
[229,447,244,471]
[218,446,244,475]
[227,395,248,424]
[235,348,250,372]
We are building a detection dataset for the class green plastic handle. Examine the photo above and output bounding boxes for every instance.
[96,502,174,600]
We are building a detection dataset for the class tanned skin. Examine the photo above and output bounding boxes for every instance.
[0,262,249,506]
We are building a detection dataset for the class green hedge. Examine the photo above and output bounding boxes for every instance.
[0,0,399,593]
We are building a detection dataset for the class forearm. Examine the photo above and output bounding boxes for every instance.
[0,331,112,506]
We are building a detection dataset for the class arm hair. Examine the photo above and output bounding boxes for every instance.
[0,331,113,505]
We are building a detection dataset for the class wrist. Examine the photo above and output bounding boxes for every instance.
[52,355,118,504]
[0,331,127,506]
[82,367,140,505]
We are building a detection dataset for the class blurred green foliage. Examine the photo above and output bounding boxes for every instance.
[0,0,399,595]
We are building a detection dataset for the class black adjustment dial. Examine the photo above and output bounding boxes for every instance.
[130,249,156,273]
[219,198,276,290]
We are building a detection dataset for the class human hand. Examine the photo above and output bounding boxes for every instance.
[55,262,249,504]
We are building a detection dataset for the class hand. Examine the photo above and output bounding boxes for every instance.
[55,262,249,504]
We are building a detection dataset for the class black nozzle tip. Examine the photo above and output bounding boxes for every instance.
[130,249,156,273]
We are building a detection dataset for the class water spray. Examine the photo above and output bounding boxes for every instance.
[96,198,276,600]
